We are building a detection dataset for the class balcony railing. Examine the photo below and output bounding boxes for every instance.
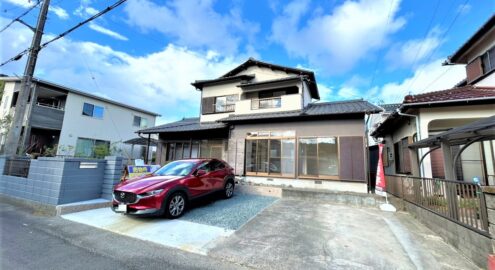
[36,102,64,111]
[386,174,489,234]
[213,103,235,113]
[251,97,282,110]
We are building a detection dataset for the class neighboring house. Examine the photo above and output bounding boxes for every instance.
[371,15,495,185]
[0,77,159,160]
[139,58,381,192]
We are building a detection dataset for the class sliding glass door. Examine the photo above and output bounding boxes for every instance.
[245,131,295,177]
[298,137,339,179]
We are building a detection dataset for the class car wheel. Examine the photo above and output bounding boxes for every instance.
[164,192,187,219]
[224,180,234,199]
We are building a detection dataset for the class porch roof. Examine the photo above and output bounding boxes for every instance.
[138,117,227,134]
[123,137,158,146]
[408,115,495,148]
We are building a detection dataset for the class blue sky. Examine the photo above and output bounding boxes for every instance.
[1,0,494,124]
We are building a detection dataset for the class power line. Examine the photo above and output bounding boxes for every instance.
[0,0,128,68]
[405,0,470,96]
[0,0,42,33]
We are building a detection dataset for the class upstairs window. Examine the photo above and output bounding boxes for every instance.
[133,116,148,128]
[215,95,237,113]
[481,45,495,74]
[82,103,104,119]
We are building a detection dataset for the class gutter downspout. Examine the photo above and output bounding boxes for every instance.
[396,109,424,177]
[364,112,372,193]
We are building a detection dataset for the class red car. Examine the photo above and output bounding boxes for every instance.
[112,159,235,218]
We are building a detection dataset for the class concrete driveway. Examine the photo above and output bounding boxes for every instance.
[62,192,277,255]
[208,199,479,270]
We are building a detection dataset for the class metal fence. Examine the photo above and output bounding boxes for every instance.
[386,174,489,234]
[3,157,31,178]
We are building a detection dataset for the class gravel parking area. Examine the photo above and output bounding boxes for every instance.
[182,193,278,230]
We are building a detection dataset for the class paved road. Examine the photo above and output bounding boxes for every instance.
[0,202,249,270]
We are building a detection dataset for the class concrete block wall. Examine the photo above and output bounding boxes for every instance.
[57,158,106,204]
[395,198,491,268]
[0,156,112,205]
[102,156,123,200]
[482,187,495,260]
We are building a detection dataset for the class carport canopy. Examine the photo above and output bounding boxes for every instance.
[123,137,158,146]
[409,115,495,149]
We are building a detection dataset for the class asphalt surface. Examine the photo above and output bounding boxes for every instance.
[0,202,249,270]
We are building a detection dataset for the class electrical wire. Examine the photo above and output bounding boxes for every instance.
[0,0,128,68]
[405,0,470,96]
[0,0,42,33]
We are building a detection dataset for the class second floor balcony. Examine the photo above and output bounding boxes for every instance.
[235,94,301,115]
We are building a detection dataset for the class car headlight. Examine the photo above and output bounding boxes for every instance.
[139,189,164,197]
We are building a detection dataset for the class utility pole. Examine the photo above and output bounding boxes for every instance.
[4,0,50,155]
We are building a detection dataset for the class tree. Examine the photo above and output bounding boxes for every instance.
[0,80,5,103]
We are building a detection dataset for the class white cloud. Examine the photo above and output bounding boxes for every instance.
[0,16,239,122]
[75,6,99,17]
[49,6,69,20]
[386,28,443,69]
[4,0,33,8]
[5,0,69,20]
[337,86,361,99]
[317,83,333,100]
[124,0,259,55]
[378,59,466,103]
[271,0,406,75]
[88,23,128,41]
[457,4,471,15]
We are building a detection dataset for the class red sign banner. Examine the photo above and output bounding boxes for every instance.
[375,143,387,197]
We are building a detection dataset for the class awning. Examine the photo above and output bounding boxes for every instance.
[123,137,158,146]
[409,115,495,148]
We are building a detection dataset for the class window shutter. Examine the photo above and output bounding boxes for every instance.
[201,97,215,114]
[466,57,483,83]
[401,137,412,174]
[339,136,365,181]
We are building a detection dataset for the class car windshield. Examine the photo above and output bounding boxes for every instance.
[153,161,196,176]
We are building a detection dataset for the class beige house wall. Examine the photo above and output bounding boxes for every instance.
[227,118,365,177]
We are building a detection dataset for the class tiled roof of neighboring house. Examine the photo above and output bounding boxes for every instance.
[0,77,160,116]
[220,58,320,100]
[379,103,401,113]
[138,117,227,134]
[237,75,302,89]
[371,86,495,138]
[220,100,382,122]
[191,74,255,90]
[448,14,495,64]
[402,85,495,104]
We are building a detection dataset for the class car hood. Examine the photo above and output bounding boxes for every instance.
[115,175,182,194]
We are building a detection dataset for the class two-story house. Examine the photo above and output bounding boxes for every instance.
[371,15,495,185]
[139,58,381,192]
[0,77,159,160]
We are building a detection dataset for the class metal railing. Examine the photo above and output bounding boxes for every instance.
[3,157,31,178]
[213,103,235,113]
[36,102,64,110]
[251,97,282,110]
[386,174,489,234]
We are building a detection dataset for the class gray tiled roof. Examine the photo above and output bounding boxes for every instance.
[237,75,302,88]
[304,100,382,115]
[378,103,401,113]
[138,117,227,134]
[220,100,382,122]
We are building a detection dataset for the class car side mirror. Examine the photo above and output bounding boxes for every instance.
[195,169,206,177]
